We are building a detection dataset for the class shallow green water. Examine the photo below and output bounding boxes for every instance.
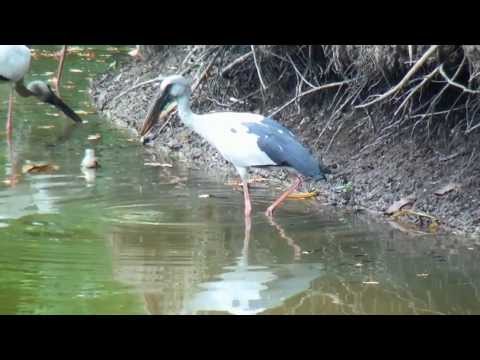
[1,46,480,315]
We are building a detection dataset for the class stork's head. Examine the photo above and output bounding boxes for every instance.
[160,75,191,98]
[27,80,82,123]
[139,75,191,137]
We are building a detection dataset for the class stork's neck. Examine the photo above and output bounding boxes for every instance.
[176,94,197,128]
[14,80,33,98]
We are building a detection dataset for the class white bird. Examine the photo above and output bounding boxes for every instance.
[140,75,330,217]
[0,45,82,139]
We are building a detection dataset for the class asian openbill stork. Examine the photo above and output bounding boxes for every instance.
[140,75,330,218]
[0,45,82,139]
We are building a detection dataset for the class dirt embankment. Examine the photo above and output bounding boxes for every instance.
[89,45,480,237]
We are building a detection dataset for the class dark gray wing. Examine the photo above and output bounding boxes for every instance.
[244,117,329,180]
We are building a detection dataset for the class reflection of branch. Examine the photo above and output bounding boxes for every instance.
[267,217,301,260]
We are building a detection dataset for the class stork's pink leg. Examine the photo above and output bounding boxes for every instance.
[265,176,303,217]
[53,45,68,97]
[6,87,14,142]
[242,181,252,217]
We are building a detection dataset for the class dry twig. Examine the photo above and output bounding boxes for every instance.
[356,45,439,109]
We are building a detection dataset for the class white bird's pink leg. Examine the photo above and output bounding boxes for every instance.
[242,181,252,217]
[6,87,14,141]
[265,176,303,217]
[53,45,67,97]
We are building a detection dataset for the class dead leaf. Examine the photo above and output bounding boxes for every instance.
[385,196,416,215]
[434,183,460,196]
[87,134,101,141]
[392,209,438,221]
[428,221,440,233]
[22,163,60,174]
[287,191,319,200]
[144,162,173,168]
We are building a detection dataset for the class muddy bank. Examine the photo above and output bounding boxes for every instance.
[89,46,480,237]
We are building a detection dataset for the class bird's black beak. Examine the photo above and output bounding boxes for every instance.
[44,87,82,123]
[139,89,172,138]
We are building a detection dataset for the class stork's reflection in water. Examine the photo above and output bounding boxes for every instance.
[110,213,322,316]
[180,217,323,315]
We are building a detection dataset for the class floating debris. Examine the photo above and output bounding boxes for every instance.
[144,162,173,168]
[76,110,96,116]
[37,125,55,129]
[87,133,102,141]
[287,191,319,200]
[416,273,430,278]
[198,194,212,199]
[22,162,59,174]
[389,209,440,234]
[362,280,379,285]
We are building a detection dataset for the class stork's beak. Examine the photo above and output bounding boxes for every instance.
[44,87,82,123]
[139,89,172,137]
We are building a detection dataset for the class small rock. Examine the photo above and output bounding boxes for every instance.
[434,183,460,196]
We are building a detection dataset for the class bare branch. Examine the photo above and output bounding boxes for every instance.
[393,65,442,116]
[269,79,353,118]
[438,64,480,94]
[220,51,253,76]
[251,45,267,90]
[356,45,440,109]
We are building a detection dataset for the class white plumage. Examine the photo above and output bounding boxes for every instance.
[0,45,31,82]
[191,112,276,170]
